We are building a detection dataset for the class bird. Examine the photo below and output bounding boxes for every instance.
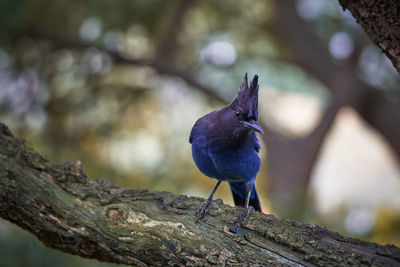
[189,73,263,232]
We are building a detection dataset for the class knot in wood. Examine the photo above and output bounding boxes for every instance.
[107,208,121,220]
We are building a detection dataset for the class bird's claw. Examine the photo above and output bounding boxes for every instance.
[195,198,219,223]
[232,206,255,233]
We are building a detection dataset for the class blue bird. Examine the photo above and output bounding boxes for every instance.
[189,73,263,231]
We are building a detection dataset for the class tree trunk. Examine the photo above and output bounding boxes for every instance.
[339,0,400,73]
[0,122,399,266]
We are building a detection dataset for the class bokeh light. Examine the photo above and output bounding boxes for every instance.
[200,40,237,67]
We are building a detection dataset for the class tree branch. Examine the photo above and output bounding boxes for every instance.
[1,122,400,266]
[273,1,400,162]
[339,0,400,73]
[269,0,400,209]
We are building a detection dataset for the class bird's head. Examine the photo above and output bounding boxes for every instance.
[229,73,263,134]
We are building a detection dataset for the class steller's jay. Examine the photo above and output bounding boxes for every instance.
[189,73,263,232]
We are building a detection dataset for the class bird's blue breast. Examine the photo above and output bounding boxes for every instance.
[190,120,260,182]
[208,135,261,182]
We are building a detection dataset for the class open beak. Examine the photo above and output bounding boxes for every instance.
[242,120,263,134]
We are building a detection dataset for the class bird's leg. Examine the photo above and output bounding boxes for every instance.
[232,183,254,233]
[196,181,221,223]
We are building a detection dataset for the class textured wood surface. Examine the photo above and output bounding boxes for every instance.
[340,0,400,73]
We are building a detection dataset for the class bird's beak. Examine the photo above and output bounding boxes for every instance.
[242,120,263,134]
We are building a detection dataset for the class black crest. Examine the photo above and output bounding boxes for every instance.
[230,73,259,121]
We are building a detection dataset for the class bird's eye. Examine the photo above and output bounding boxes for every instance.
[235,111,240,118]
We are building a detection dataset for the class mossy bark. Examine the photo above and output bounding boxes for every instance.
[0,122,399,266]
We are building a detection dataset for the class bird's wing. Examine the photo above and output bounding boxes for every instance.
[207,148,220,176]
[206,133,228,179]
[189,121,199,144]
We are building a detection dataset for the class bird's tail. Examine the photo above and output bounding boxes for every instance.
[229,182,261,212]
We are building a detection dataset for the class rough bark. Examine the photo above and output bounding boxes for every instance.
[1,123,400,266]
[339,0,400,73]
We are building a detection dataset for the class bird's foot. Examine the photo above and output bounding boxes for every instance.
[232,206,255,233]
[195,198,220,223]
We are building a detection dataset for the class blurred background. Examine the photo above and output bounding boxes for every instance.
[0,0,399,266]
